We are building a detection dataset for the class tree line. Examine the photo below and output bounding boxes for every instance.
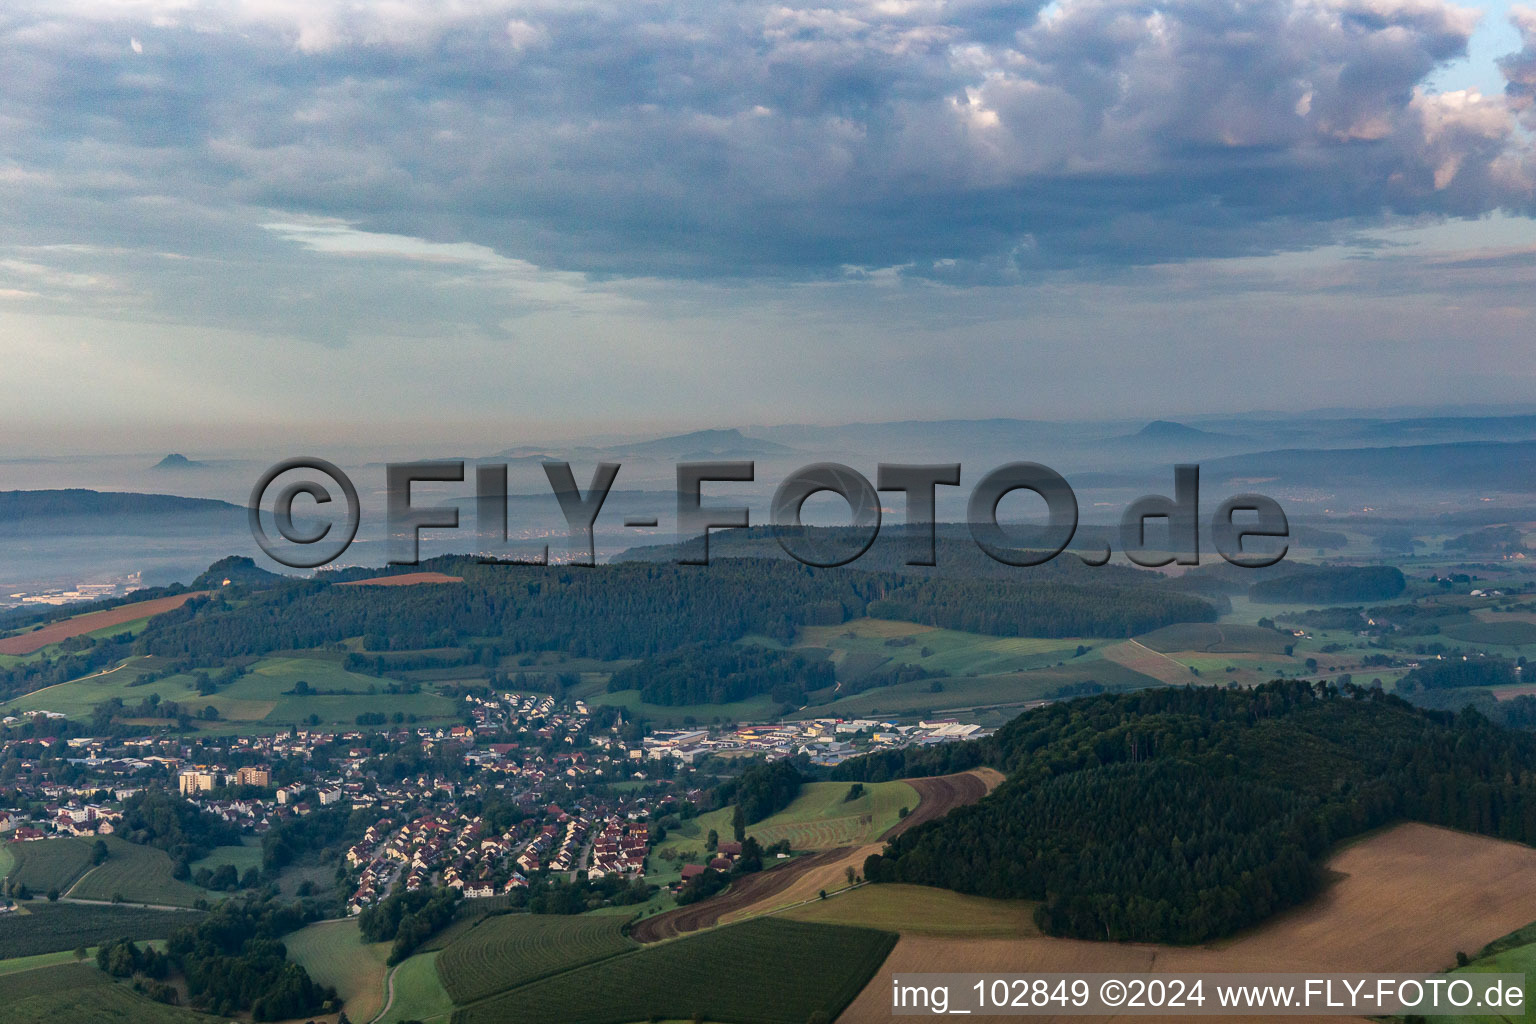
[136,557,1215,668]
[606,642,834,706]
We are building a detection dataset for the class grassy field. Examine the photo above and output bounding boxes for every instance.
[791,657,1157,723]
[3,837,94,894]
[381,949,455,1024]
[4,650,460,731]
[1444,619,1536,647]
[0,940,166,977]
[574,620,1144,727]
[652,782,912,861]
[0,902,202,959]
[797,618,1090,678]
[0,947,93,976]
[650,807,732,863]
[743,780,917,850]
[1428,933,1536,1023]
[0,960,109,1000]
[453,918,897,1024]
[69,837,211,907]
[578,682,778,728]
[189,840,263,876]
[285,918,391,1024]
[436,913,636,1004]
[0,962,233,1024]
[1136,622,1294,654]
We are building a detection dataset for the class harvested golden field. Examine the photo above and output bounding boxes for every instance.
[0,592,207,655]
[838,823,1536,1024]
[1098,640,1193,685]
[784,883,1038,937]
[337,571,463,586]
[1475,609,1536,626]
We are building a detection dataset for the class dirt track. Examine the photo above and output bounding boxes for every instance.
[630,846,857,941]
[0,591,207,655]
[634,769,1003,942]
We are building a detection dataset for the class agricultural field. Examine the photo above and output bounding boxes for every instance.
[1444,618,1536,647]
[1099,639,1199,685]
[0,960,109,1001]
[835,823,1536,1023]
[796,618,1090,679]
[3,650,460,731]
[1,837,93,894]
[68,837,212,907]
[436,912,636,1004]
[791,657,1157,723]
[0,592,206,656]
[340,571,465,586]
[421,896,523,951]
[1135,622,1295,655]
[453,918,897,1024]
[0,963,232,1024]
[742,780,918,851]
[783,883,1039,937]
[285,918,391,1024]
[0,903,202,959]
[380,950,456,1024]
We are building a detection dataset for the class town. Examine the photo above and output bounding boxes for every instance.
[0,689,990,916]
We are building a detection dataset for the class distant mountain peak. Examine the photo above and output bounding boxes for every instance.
[1137,420,1218,439]
[153,453,208,470]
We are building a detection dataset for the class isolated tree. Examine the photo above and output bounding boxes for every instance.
[705,829,718,852]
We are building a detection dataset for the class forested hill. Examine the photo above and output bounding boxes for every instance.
[137,557,1214,662]
[0,489,239,521]
[616,525,1156,585]
[851,682,1536,944]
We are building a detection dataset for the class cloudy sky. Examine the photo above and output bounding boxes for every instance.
[1,0,1534,452]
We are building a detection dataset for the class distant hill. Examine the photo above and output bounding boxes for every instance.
[616,428,793,459]
[1111,420,1243,446]
[1204,439,1536,490]
[192,556,286,589]
[494,427,792,463]
[1137,420,1231,440]
[0,489,240,522]
[152,453,209,470]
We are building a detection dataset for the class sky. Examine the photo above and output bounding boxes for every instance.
[1,0,1535,453]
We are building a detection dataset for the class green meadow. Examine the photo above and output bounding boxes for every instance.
[3,651,458,732]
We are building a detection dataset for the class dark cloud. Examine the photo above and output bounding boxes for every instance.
[1,0,1534,281]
